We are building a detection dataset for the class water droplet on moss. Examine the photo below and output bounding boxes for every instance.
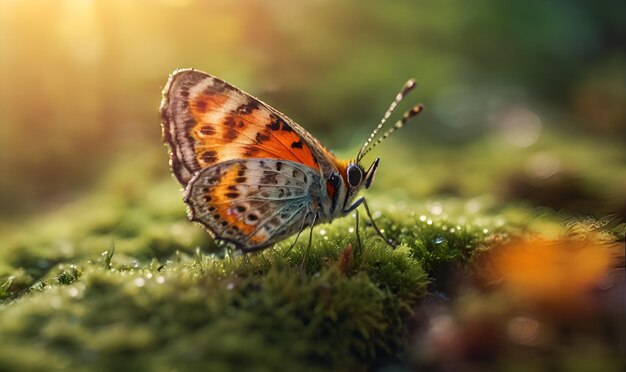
[134,277,145,287]
[68,287,79,297]
[430,203,443,215]
[433,236,446,245]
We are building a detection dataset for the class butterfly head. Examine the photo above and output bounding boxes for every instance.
[326,78,423,217]
[326,158,379,216]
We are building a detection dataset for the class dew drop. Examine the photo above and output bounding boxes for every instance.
[68,287,79,298]
[156,276,165,284]
[433,236,446,245]
[134,277,145,287]
[465,199,481,213]
[430,203,443,215]
[419,215,427,222]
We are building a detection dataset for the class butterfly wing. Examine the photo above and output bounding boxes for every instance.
[161,69,325,186]
[185,158,323,251]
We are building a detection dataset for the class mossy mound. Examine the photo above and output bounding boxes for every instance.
[1,134,623,371]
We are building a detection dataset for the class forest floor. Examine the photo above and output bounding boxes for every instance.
[1,133,624,371]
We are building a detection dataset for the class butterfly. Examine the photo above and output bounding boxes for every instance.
[160,69,423,254]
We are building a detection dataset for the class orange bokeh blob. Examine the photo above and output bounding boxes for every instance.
[484,237,620,310]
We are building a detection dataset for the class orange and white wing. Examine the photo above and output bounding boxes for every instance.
[160,69,323,186]
[185,158,322,251]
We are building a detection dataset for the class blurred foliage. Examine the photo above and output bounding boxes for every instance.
[0,0,624,214]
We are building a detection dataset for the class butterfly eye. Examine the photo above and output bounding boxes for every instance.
[329,172,341,189]
[347,164,363,188]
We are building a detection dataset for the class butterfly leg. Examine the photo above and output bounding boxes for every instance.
[345,197,395,249]
[284,211,311,257]
[299,211,318,272]
[223,242,236,263]
[355,210,362,255]
[242,251,251,267]
[362,198,396,249]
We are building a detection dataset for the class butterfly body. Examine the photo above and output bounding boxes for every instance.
[161,69,421,252]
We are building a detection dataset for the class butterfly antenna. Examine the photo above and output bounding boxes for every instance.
[358,103,424,161]
[357,79,417,161]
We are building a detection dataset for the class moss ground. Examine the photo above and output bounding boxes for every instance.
[0,133,624,371]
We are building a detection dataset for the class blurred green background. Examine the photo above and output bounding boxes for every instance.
[0,0,624,216]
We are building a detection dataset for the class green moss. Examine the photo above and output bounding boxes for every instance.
[54,265,81,286]
[0,238,427,371]
[0,133,623,370]
[0,195,506,371]
[0,278,11,299]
